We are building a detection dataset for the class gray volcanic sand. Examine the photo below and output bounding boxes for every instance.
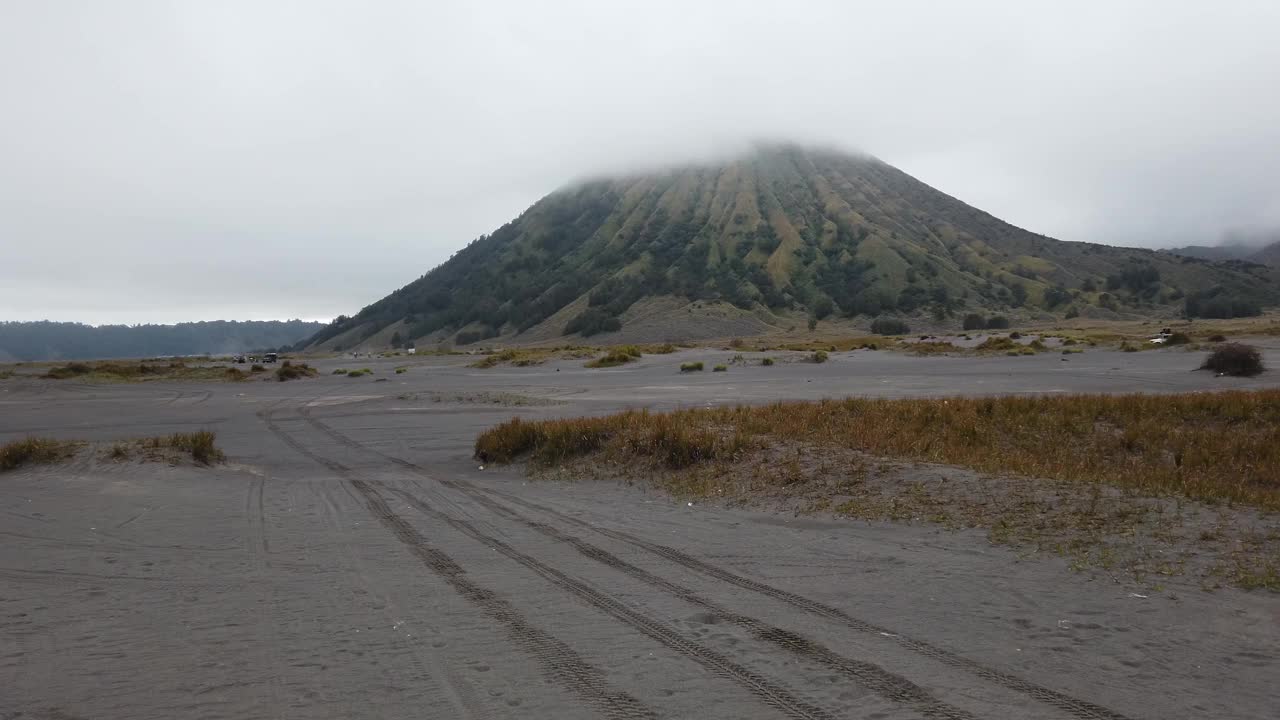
[2,344,1279,719]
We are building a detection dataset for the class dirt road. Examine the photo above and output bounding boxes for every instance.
[2,347,1278,719]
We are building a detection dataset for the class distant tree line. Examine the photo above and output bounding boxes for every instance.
[1184,287,1262,319]
[0,320,323,361]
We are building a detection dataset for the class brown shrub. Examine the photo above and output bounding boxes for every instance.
[1199,343,1264,377]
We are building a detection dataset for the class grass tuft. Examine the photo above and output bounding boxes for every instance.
[586,346,642,368]
[275,361,318,381]
[680,361,704,372]
[1,437,79,472]
[161,431,224,464]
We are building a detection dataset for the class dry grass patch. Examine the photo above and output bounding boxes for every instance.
[908,341,958,356]
[585,346,642,368]
[475,411,753,469]
[479,390,1280,510]
[108,430,226,465]
[470,345,600,369]
[1,437,80,472]
[470,349,547,368]
[42,360,250,383]
[483,392,1280,590]
[398,390,562,406]
[275,361,318,381]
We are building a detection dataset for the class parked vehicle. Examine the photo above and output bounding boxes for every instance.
[263,353,279,363]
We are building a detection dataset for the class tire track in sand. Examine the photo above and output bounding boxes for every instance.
[262,407,657,720]
[294,407,961,719]
[302,409,1135,720]
[299,406,974,718]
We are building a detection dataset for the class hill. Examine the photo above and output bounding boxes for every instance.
[303,145,1280,350]
[1161,244,1256,262]
[1248,241,1280,267]
[1165,232,1280,267]
[0,320,324,362]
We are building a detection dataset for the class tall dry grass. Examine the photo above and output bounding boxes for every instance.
[1,437,78,471]
[475,411,752,469]
[477,391,1280,509]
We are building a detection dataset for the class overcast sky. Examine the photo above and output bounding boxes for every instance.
[3,1,1278,324]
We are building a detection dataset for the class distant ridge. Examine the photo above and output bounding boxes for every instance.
[0,319,324,361]
[304,144,1279,350]
[1164,238,1280,267]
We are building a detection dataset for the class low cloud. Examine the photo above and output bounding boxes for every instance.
[2,0,1278,323]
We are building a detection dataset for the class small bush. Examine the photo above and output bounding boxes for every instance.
[395,367,407,374]
[347,368,371,377]
[1208,334,1228,343]
[164,431,225,464]
[976,336,1019,353]
[250,364,265,372]
[276,362,318,381]
[332,368,347,374]
[962,313,987,330]
[1167,332,1191,346]
[1009,331,1022,340]
[986,316,1011,330]
[762,357,775,366]
[587,348,641,368]
[1063,338,1078,346]
[1121,341,1139,353]
[680,362,704,372]
[911,341,957,356]
[870,317,910,335]
[1199,343,1264,377]
[1,437,77,471]
[811,350,829,363]
[43,362,94,379]
[713,364,727,372]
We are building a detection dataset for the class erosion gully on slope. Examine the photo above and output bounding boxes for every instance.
[286,397,1135,720]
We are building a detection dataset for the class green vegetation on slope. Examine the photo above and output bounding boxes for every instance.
[305,145,1279,349]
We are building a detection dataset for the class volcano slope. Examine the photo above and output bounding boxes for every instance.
[2,343,1279,720]
[303,144,1278,352]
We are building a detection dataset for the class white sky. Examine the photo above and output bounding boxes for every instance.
[3,1,1278,324]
